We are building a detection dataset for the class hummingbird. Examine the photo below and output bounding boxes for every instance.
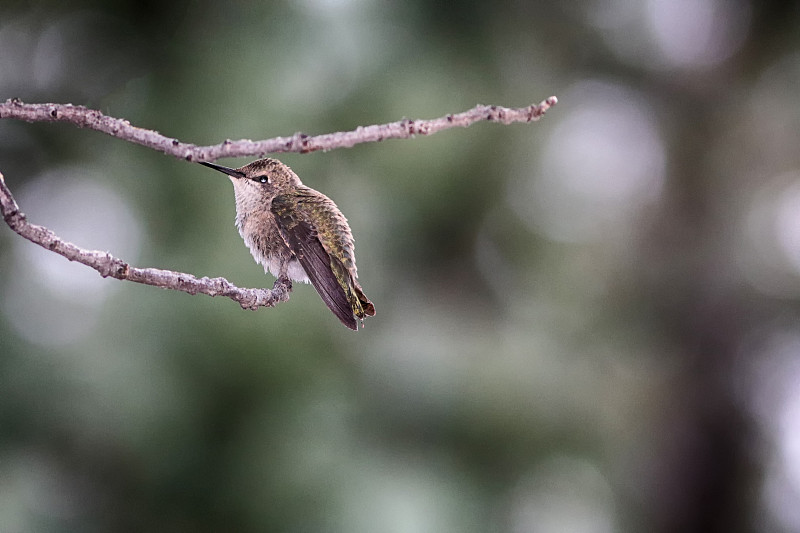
[200,158,375,330]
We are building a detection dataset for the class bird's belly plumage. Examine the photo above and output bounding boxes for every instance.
[264,254,309,283]
[236,211,310,283]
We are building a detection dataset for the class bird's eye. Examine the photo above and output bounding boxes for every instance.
[259,176,269,184]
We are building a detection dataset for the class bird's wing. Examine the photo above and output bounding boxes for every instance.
[271,193,358,330]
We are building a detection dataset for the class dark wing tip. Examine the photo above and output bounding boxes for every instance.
[340,313,358,331]
[362,301,376,317]
[354,282,376,318]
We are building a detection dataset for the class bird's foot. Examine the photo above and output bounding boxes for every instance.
[275,275,293,293]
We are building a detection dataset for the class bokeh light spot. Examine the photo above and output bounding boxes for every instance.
[588,0,751,71]
[1,167,143,346]
[510,80,665,243]
[739,173,800,297]
[740,329,800,531]
[507,456,615,533]
[646,0,751,69]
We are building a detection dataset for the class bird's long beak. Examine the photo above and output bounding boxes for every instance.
[199,161,246,179]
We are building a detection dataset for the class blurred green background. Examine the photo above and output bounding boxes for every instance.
[2,1,800,531]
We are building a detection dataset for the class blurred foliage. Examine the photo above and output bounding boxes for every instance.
[3,1,800,532]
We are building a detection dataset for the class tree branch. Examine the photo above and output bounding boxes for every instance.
[0,96,557,161]
[0,171,292,309]
[0,95,557,309]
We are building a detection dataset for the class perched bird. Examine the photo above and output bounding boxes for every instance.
[200,158,375,330]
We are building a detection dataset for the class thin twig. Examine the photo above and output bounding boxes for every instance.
[0,171,291,309]
[0,96,558,161]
